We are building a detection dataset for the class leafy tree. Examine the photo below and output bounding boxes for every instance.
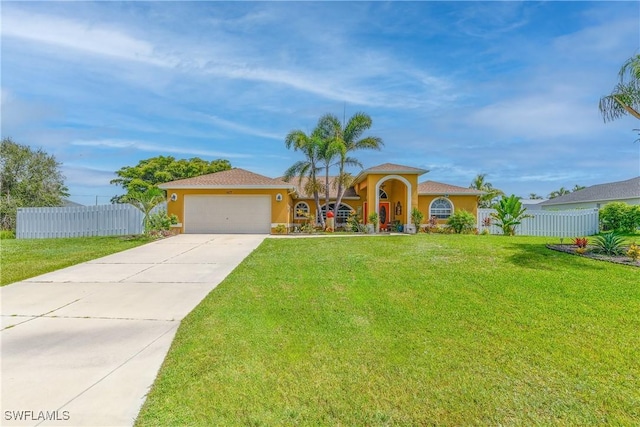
[123,187,166,234]
[469,173,504,208]
[528,193,544,200]
[111,155,231,202]
[316,112,383,217]
[446,210,476,234]
[0,138,68,230]
[490,195,533,236]
[599,54,640,122]
[283,127,325,227]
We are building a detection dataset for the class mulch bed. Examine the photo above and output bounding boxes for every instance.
[546,244,640,268]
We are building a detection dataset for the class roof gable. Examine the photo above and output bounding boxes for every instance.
[540,177,640,206]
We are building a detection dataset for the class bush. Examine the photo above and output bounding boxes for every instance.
[146,210,178,233]
[627,243,640,261]
[592,232,626,256]
[446,210,476,234]
[600,202,640,232]
[0,229,15,239]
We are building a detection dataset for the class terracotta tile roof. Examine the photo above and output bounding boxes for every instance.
[283,176,359,199]
[418,180,484,195]
[361,163,428,174]
[158,168,293,188]
[540,176,640,206]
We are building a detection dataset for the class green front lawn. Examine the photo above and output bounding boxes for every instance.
[136,235,639,426]
[0,235,153,286]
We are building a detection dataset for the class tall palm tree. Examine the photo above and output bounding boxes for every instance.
[599,54,640,122]
[318,112,383,217]
[469,173,504,208]
[283,128,325,227]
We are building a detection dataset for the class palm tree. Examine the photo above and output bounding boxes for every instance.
[548,187,571,199]
[490,195,533,236]
[528,193,543,200]
[599,54,640,122]
[469,173,505,208]
[572,184,586,192]
[317,112,383,217]
[123,187,166,234]
[283,128,325,228]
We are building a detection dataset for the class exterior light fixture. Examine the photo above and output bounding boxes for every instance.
[170,193,178,202]
[276,193,283,202]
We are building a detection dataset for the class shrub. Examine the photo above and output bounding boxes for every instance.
[573,237,589,249]
[600,202,640,232]
[446,210,476,234]
[411,208,424,232]
[627,243,640,261]
[592,232,626,256]
[0,229,15,239]
[347,211,364,233]
[146,210,178,233]
[274,224,287,234]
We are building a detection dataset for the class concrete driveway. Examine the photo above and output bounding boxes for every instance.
[1,234,266,426]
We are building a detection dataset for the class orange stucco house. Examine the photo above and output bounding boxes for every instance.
[158,163,482,234]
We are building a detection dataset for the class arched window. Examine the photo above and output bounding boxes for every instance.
[379,188,388,199]
[294,202,310,219]
[429,198,453,219]
[318,203,354,223]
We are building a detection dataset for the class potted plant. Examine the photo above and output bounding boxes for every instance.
[367,211,379,234]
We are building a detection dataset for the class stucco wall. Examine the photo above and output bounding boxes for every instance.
[417,195,479,225]
[164,188,293,233]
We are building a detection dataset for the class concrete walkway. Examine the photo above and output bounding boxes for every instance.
[1,234,266,426]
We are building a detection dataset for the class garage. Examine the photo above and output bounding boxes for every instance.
[183,195,271,234]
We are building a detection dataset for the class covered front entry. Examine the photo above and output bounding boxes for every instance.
[183,195,271,233]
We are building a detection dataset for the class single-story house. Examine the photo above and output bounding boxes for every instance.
[158,163,483,234]
[539,177,640,210]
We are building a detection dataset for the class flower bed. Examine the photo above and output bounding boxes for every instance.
[546,244,640,268]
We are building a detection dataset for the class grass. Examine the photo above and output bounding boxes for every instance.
[0,235,154,286]
[136,235,640,426]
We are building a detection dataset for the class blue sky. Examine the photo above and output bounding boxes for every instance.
[2,1,639,205]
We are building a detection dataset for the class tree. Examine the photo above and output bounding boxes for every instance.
[283,127,325,228]
[317,112,383,218]
[548,187,571,199]
[469,173,504,208]
[490,195,533,236]
[411,207,424,233]
[123,187,166,234]
[572,184,586,192]
[0,138,68,230]
[599,54,640,122]
[111,155,231,202]
[528,193,544,200]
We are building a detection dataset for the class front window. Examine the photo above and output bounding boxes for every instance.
[430,198,453,219]
[318,203,354,223]
[294,202,310,219]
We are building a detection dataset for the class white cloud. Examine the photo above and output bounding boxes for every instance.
[2,9,176,68]
[71,139,253,159]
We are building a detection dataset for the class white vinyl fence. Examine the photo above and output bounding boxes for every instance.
[16,203,167,239]
[477,208,600,237]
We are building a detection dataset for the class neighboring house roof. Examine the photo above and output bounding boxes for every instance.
[61,199,84,207]
[158,168,294,189]
[353,162,428,184]
[539,177,640,206]
[417,181,484,196]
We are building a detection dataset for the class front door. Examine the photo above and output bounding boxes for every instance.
[379,202,390,231]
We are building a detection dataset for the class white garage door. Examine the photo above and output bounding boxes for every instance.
[184,195,271,234]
